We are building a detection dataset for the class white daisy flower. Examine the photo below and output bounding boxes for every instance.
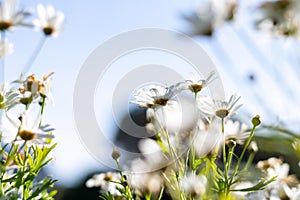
[185,71,217,96]
[131,83,184,108]
[19,72,54,105]
[34,4,64,37]
[0,0,31,31]
[86,172,122,196]
[0,83,19,110]
[198,94,242,119]
[179,173,207,197]
[224,120,249,145]
[3,112,54,146]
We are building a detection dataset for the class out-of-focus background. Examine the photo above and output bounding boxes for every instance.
[5,0,300,198]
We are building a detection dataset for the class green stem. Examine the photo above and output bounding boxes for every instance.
[221,118,229,195]
[0,31,5,83]
[39,96,46,126]
[189,135,196,171]
[157,187,164,200]
[230,124,257,185]
[242,151,255,172]
[21,36,47,77]
[145,193,151,200]
[116,159,133,200]
[227,143,236,172]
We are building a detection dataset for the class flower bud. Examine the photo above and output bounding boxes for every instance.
[111,147,120,160]
[252,115,261,127]
[248,141,258,153]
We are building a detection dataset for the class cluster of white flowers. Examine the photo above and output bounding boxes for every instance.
[87,69,300,199]
[88,71,275,199]
[86,172,122,196]
[0,0,63,198]
[183,0,237,36]
[232,157,300,200]
[255,0,300,37]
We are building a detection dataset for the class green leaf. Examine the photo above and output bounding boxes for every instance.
[231,176,277,192]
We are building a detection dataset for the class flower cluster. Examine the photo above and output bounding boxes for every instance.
[182,0,300,38]
[86,71,296,199]
[255,0,300,37]
[183,0,237,36]
[0,0,63,199]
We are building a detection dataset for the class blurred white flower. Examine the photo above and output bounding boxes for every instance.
[0,39,13,56]
[185,71,216,96]
[86,172,121,196]
[256,157,299,199]
[198,94,242,119]
[0,0,31,31]
[129,171,163,194]
[256,0,300,37]
[183,0,236,36]
[34,4,64,37]
[224,120,249,145]
[179,173,207,197]
[231,181,255,199]
[0,83,19,110]
[2,112,54,146]
[135,138,168,171]
[127,138,167,194]
[146,94,199,134]
[193,120,222,157]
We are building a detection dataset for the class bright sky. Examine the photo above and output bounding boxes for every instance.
[5,0,300,187]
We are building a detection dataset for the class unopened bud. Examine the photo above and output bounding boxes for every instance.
[112,147,120,160]
[249,141,258,153]
[229,139,237,148]
[252,115,261,127]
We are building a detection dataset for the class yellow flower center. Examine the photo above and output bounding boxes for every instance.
[0,93,4,109]
[215,109,229,119]
[0,21,12,31]
[103,174,113,181]
[19,129,35,141]
[189,84,203,94]
[43,27,54,36]
[153,98,169,106]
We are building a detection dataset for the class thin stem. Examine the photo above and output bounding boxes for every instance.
[189,134,196,172]
[39,96,46,126]
[0,31,5,83]
[230,124,257,185]
[242,151,255,172]
[157,187,164,200]
[226,143,236,178]
[116,159,133,200]
[21,36,47,77]
[145,193,151,200]
[221,118,229,196]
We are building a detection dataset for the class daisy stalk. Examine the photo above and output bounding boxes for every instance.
[229,115,261,186]
[0,31,5,83]
[21,36,47,77]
